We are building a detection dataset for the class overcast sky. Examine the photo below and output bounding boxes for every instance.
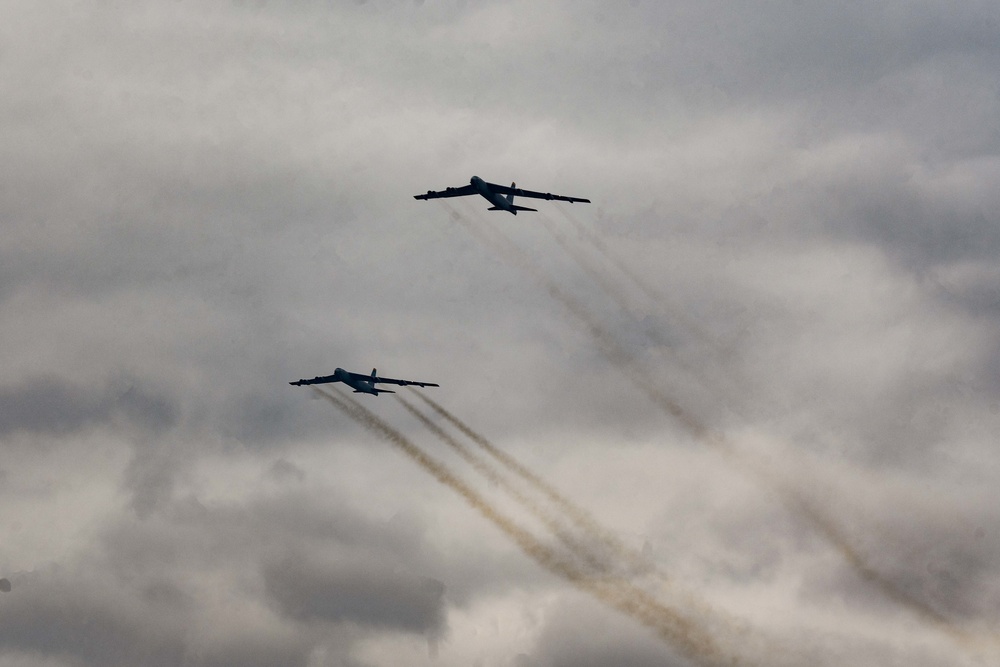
[1,1,999,665]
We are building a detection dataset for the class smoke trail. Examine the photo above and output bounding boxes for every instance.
[543,212,1000,650]
[441,201,706,437]
[312,387,743,667]
[537,209,752,424]
[552,203,720,350]
[781,481,975,645]
[410,384,950,633]
[438,201,987,650]
[405,389,769,653]
[393,393,612,575]
[409,387,655,578]
[536,211,650,323]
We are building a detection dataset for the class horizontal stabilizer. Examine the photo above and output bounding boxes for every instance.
[487,206,537,214]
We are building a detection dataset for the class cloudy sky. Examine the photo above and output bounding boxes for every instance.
[2,1,999,665]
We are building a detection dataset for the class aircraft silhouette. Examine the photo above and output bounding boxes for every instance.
[415,176,590,215]
[289,367,439,396]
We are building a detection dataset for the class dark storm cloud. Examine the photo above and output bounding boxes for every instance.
[799,158,1000,273]
[98,482,543,612]
[0,376,176,438]
[263,551,447,636]
[0,571,187,667]
[0,486,464,666]
[629,3,1000,102]
[97,490,426,575]
[0,567,311,667]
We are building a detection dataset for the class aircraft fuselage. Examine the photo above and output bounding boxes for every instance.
[470,175,508,211]
[332,367,382,395]
[469,175,534,215]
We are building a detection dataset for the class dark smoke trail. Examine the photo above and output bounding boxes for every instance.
[406,389,764,652]
[441,201,706,437]
[394,394,612,574]
[312,387,743,667]
[536,211,649,323]
[542,212,995,650]
[409,387,655,578]
[728,444,993,655]
[552,204,719,350]
[546,204,766,426]
[439,201,985,650]
[780,479,975,645]
[537,209,751,422]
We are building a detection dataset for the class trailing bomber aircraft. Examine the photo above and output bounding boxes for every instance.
[414,175,590,215]
[289,367,439,396]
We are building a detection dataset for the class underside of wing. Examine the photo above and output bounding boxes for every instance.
[372,375,440,387]
[414,184,477,200]
[289,374,338,386]
[487,182,590,203]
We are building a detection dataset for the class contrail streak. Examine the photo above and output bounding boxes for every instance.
[394,394,611,574]
[537,209,751,422]
[552,203,720,351]
[405,389,757,648]
[441,201,706,437]
[313,386,744,667]
[547,207,994,651]
[438,201,987,651]
[409,387,655,578]
[536,211,650,323]
[777,478,979,647]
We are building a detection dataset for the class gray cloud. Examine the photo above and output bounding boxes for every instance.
[1,0,998,665]
[263,551,447,637]
[0,567,311,667]
[527,597,699,667]
[0,376,176,438]
[0,571,187,667]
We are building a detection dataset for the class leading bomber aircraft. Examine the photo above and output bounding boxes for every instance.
[289,367,439,396]
[415,176,590,215]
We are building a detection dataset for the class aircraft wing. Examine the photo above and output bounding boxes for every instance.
[348,371,440,388]
[289,374,338,386]
[487,182,590,204]
[414,184,477,200]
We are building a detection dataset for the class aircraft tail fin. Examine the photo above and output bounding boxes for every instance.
[506,182,516,206]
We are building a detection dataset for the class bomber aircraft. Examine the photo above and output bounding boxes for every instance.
[414,175,590,215]
[289,367,439,396]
